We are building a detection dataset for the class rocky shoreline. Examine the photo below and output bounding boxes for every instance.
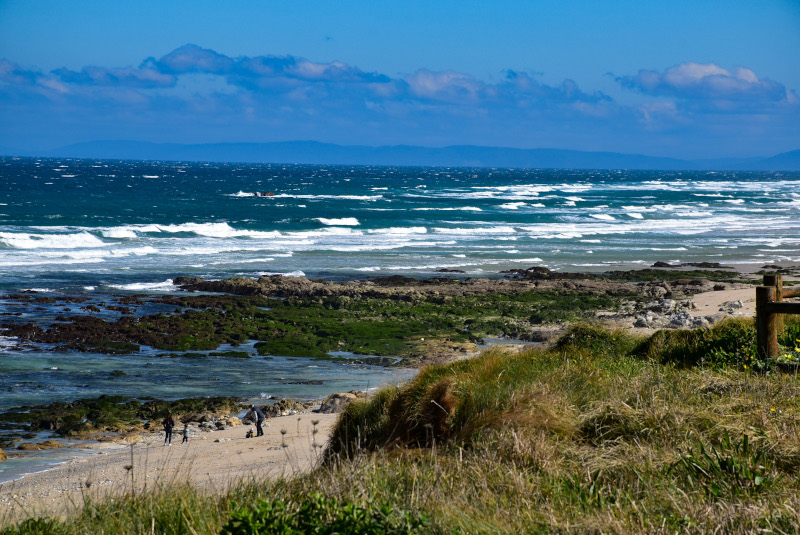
[0,265,764,474]
[0,265,755,365]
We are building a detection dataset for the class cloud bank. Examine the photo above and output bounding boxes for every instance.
[0,45,797,158]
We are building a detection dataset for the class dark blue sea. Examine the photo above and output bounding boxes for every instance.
[1,156,799,481]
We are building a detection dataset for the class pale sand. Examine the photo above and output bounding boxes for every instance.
[690,286,756,318]
[0,412,338,523]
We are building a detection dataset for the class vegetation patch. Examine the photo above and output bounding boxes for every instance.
[2,289,638,362]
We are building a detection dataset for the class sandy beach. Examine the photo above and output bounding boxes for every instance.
[0,412,338,524]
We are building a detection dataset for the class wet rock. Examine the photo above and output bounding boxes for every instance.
[319,392,359,414]
[226,417,242,427]
[17,440,64,451]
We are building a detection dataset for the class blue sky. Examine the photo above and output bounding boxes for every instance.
[1,0,799,159]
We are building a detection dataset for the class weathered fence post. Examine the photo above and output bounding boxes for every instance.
[763,274,784,333]
[756,285,778,359]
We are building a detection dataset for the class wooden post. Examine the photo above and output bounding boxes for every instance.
[756,286,778,359]
[764,274,784,333]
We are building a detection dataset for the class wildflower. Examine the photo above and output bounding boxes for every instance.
[743,364,748,370]
[771,408,776,412]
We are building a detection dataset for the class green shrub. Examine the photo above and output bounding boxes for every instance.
[221,493,428,534]
[635,318,763,370]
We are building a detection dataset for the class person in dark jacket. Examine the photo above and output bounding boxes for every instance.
[250,405,266,437]
[163,413,175,446]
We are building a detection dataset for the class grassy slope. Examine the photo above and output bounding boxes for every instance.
[6,319,800,534]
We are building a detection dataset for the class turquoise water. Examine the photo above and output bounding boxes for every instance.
[2,157,799,293]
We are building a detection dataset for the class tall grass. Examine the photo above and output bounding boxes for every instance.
[6,318,800,533]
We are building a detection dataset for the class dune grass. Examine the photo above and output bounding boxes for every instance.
[6,318,800,533]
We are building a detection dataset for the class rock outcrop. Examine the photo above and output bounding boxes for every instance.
[17,440,64,451]
[319,391,367,414]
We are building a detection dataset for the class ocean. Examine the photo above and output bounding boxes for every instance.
[1,156,799,481]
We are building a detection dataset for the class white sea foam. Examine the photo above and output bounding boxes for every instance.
[432,226,517,236]
[366,227,427,235]
[413,207,483,211]
[255,270,306,278]
[316,217,360,226]
[498,202,526,210]
[273,194,382,201]
[590,214,616,221]
[627,213,644,219]
[101,228,138,239]
[0,231,107,249]
[142,175,160,178]
[107,279,177,291]
[355,266,381,271]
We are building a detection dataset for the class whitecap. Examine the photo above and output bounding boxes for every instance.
[413,207,483,211]
[316,217,360,226]
[101,228,138,239]
[274,194,382,201]
[255,270,306,278]
[0,231,107,249]
[107,279,177,291]
[366,227,427,235]
[498,202,526,210]
[589,214,616,221]
[627,213,644,219]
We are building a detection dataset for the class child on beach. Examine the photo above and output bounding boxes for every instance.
[182,424,189,444]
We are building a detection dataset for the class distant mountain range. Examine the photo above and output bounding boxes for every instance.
[3,140,800,171]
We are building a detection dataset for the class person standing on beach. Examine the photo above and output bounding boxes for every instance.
[250,405,266,437]
[163,412,175,446]
[182,423,190,444]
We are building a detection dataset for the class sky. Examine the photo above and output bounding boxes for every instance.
[1,0,799,159]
